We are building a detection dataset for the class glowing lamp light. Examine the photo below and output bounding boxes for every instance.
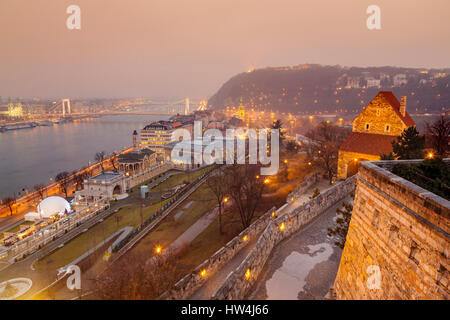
[279,222,285,231]
[290,197,294,202]
[264,178,270,184]
[155,246,162,255]
[256,175,260,179]
[284,159,288,164]
[200,269,206,278]
[272,211,275,217]
[308,162,312,166]
[245,268,251,280]
[243,235,248,242]
[223,197,229,203]
[427,152,434,159]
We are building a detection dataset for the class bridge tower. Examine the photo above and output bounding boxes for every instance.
[185,98,190,115]
[62,99,71,117]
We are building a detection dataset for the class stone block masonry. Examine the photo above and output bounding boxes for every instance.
[286,171,321,203]
[159,206,276,300]
[334,160,449,299]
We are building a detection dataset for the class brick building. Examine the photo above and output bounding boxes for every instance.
[337,91,415,179]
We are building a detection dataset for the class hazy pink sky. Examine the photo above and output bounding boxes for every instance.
[1,0,449,99]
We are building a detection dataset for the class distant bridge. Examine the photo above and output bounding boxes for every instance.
[114,98,207,115]
[47,98,207,117]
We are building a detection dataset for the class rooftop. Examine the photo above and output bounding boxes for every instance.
[339,132,395,156]
[89,171,123,181]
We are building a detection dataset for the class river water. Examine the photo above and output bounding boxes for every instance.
[0,115,169,199]
[0,114,439,200]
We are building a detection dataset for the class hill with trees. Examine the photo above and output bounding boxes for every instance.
[208,64,450,114]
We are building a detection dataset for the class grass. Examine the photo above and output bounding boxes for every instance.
[149,167,211,192]
[32,167,212,271]
[131,183,217,256]
[175,191,286,274]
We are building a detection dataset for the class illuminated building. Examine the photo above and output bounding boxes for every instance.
[337,92,416,179]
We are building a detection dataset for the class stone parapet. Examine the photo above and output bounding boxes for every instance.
[212,177,356,300]
[334,160,450,300]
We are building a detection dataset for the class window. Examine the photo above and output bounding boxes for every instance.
[385,124,390,132]
[376,109,381,116]
[365,123,370,131]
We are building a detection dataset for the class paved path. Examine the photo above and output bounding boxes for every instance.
[247,196,352,300]
[184,178,337,300]
[279,180,335,215]
[169,207,218,252]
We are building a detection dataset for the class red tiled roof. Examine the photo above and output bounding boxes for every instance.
[377,91,416,127]
[339,132,396,156]
[171,122,183,128]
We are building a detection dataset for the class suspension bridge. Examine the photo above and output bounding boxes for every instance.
[46,98,207,117]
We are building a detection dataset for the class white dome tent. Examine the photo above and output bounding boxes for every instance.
[36,196,71,219]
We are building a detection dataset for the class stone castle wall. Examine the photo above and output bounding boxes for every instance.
[286,171,321,203]
[334,160,450,299]
[212,177,356,300]
[159,172,323,299]
[159,206,276,300]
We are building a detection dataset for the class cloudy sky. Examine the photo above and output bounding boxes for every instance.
[1,0,449,99]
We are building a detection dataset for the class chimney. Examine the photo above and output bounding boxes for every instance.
[400,96,407,117]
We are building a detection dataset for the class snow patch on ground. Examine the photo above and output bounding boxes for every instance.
[265,243,334,300]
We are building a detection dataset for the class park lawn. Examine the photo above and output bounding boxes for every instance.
[131,183,217,256]
[176,193,286,274]
[33,198,171,271]
[149,167,211,192]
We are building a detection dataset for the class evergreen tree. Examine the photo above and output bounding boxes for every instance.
[392,127,425,159]
[328,198,354,249]
[380,152,395,160]
[271,119,285,143]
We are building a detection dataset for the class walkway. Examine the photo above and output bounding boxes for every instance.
[247,196,352,300]
[185,178,344,300]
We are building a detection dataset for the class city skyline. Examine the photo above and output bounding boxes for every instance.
[1,0,450,99]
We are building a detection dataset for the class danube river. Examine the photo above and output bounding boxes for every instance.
[0,115,169,199]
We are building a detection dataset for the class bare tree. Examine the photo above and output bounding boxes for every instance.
[93,250,184,300]
[34,184,46,200]
[95,151,106,172]
[426,115,450,156]
[55,171,71,198]
[73,171,87,191]
[223,164,265,230]
[206,172,226,234]
[110,152,118,171]
[2,197,16,216]
[306,121,350,184]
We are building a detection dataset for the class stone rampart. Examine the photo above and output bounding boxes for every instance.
[334,160,449,299]
[212,177,356,300]
[159,206,276,300]
[286,171,321,203]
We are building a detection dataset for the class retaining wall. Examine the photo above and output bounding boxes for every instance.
[286,171,321,203]
[159,206,276,300]
[212,176,356,300]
